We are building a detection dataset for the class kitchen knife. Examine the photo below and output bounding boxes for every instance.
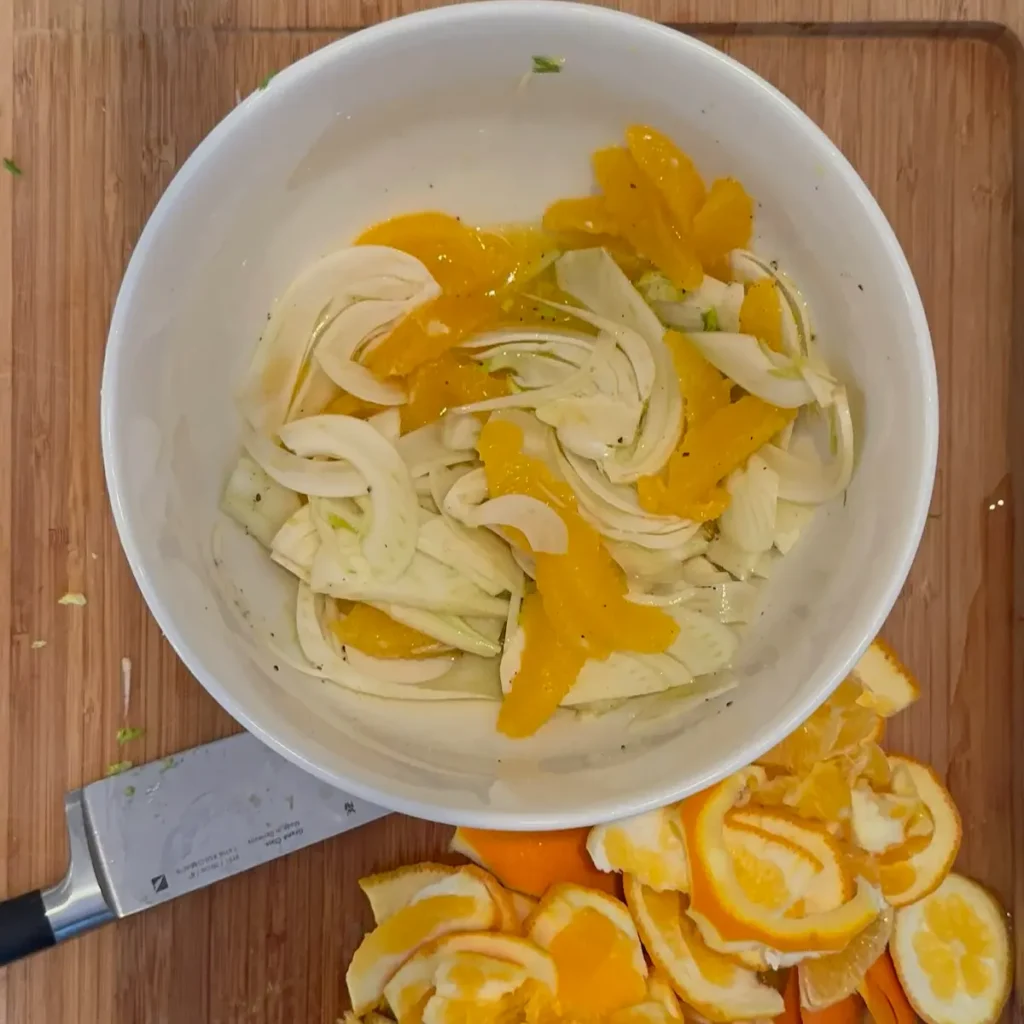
[0,732,388,966]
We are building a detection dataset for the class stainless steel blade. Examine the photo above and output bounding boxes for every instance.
[77,732,387,918]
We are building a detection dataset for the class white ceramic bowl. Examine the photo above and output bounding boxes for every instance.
[102,1,937,828]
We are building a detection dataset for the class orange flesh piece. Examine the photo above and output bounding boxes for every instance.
[592,146,703,291]
[478,420,677,736]
[626,124,707,232]
[349,893,475,964]
[498,592,589,739]
[454,827,619,898]
[322,392,385,418]
[693,177,754,280]
[364,292,502,378]
[400,351,509,432]
[638,396,795,516]
[740,278,784,352]
[356,216,558,378]
[548,907,648,1017]
[542,195,620,237]
[664,328,732,427]
[331,604,449,659]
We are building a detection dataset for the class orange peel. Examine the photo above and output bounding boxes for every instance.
[587,806,690,892]
[451,824,619,898]
[624,874,784,1022]
[383,931,557,1023]
[875,757,960,908]
[358,862,457,925]
[891,873,1011,1024]
[528,883,648,1017]
[851,639,921,717]
[678,770,883,953]
[346,869,498,1014]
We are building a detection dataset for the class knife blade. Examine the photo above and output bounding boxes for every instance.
[0,732,388,966]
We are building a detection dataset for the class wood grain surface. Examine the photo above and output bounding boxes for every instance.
[0,2,1022,1022]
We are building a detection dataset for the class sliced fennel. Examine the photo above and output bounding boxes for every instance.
[718,454,780,555]
[562,653,689,706]
[238,246,438,434]
[279,414,419,582]
[652,275,744,334]
[374,602,503,658]
[759,388,855,503]
[665,606,740,678]
[221,454,302,548]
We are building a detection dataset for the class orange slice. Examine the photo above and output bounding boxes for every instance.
[383,931,557,1024]
[451,825,619,898]
[678,770,883,953]
[528,883,648,1017]
[891,873,1011,1024]
[798,907,894,1010]
[624,874,784,1022]
[876,757,960,908]
[738,279,783,352]
[358,863,457,924]
[851,639,921,717]
[692,178,754,278]
[346,869,498,1014]
[542,195,620,236]
[587,807,690,892]
[625,124,707,231]
[725,809,854,912]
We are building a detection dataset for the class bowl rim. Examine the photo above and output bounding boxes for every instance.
[101,0,938,829]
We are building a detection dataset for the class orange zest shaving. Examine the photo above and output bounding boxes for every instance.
[451,826,619,898]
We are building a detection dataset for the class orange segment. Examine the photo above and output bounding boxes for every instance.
[638,397,795,517]
[693,178,754,279]
[497,592,589,738]
[739,279,783,352]
[593,146,703,290]
[542,195,620,236]
[626,124,707,231]
[331,604,450,659]
[528,884,648,1018]
[891,873,1011,1024]
[354,211,502,294]
[664,329,731,428]
[451,826,619,898]
[477,418,678,735]
[323,392,385,418]
[400,351,509,431]
[363,292,502,378]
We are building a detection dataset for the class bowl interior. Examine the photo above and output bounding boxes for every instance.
[103,2,935,827]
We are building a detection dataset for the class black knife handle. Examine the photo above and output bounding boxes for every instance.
[0,890,55,966]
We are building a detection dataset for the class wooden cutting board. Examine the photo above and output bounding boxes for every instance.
[0,1,1021,1021]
